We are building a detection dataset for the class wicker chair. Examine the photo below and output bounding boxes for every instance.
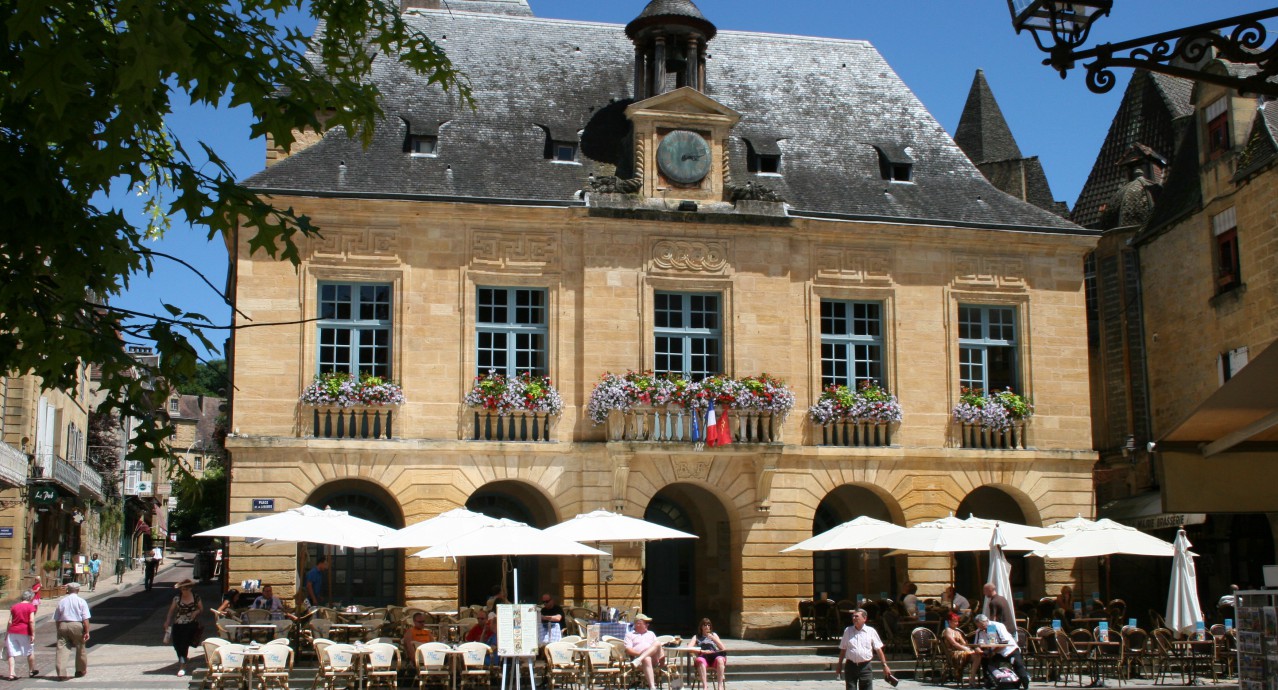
[797,600,816,640]
[1053,629,1095,686]
[910,627,939,683]
[1031,626,1061,682]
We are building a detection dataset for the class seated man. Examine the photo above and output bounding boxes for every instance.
[402,613,436,666]
[623,614,665,690]
[250,585,297,621]
[973,613,1029,690]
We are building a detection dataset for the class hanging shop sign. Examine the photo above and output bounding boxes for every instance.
[30,486,58,505]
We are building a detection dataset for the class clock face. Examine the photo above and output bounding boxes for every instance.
[656,130,712,186]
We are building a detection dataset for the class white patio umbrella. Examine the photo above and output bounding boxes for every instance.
[857,515,1055,553]
[985,523,1017,627]
[781,515,904,552]
[544,509,697,611]
[195,504,393,548]
[961,515,1061,541]
[413,519,607,605]
[1166,529,1204,636]
[378,508,502,549]
[1029,516,1177,602]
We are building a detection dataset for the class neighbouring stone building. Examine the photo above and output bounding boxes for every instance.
[1073,61,1278,619]
[224,0,1099,635]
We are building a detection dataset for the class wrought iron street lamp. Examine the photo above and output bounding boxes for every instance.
[1008,1,1278,96]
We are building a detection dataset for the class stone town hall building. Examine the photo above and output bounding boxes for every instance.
[225,0,1098,635]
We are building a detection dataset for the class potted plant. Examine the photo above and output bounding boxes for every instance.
[464,371,563,441]
[300,372,404,440]
[951,387,1033,449]
[808,380,902,446]
[588,371,795,443]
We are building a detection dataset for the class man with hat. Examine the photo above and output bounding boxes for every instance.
[624,613,665,690]
[53,582,91,680]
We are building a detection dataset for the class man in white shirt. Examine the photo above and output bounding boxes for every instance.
[973,613,1029,690]
[835,609,895,690]
[250,585,297,621]
[53,582,91,680]
[623,614,664,690]
[145,545,162,591]
[944,586,971,614]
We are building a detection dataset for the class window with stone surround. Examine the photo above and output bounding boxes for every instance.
[820,299,884,389]
[958,304,1018,392]
[317,282,392,378]
[476,287,548,376]
[1213,207,1240,291]
[654,291,721,380]
[1205,97,1229,160]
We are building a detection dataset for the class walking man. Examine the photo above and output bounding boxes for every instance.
[144,544,162,591]
[835,608,896,690]
[53,582,91,680]
[87,554,101,592]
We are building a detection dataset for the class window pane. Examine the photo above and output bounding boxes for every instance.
[821,300,846,336]
[987,345,1016,392]
[819,299,885,389]
[655,336,683,375]
[959,346,984,390]
[958,306,981,340]
[853,302,881,337]
[821,343,847,387]
[853,344,881,385]
[655,292,681,329]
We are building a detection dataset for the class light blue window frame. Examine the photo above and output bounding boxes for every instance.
[475,287,549,376]
[958,304,1018,392]
[316,282,392,378]
[654,291,721,380]
[820,299,884,389]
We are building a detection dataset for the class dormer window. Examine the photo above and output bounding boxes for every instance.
[744,138,782,174]
[548,141,577,162]
[872,143,914,182]
[410,135,438,156]
[1205,97,1229,160]
[169,398,179,414]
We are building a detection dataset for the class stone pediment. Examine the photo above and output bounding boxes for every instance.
[626,86,741,123]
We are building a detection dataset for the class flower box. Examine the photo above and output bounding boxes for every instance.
[464,371,562,442]
[589,372,794,445]
[301,373,403,440]
[808,381,902,447]
[951,388,1032,450]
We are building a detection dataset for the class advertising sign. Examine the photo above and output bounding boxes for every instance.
[31,486,57,504]
[496,604,540,657]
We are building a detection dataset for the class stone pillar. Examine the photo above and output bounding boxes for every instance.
[686,37,699,91]
[634,45,647,100]
[652,36,666,95]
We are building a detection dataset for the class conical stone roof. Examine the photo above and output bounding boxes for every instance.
[954,69,1022,164]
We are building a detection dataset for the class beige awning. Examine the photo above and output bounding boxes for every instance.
[1159,341,1278,455]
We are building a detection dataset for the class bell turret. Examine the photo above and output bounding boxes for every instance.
[626,0,717,99]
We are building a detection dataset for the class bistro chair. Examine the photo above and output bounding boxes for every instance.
[1089,626,1123,685]
[544,640,583,690]
[415,642,453,690]
[1053,629,1094,687]
[797,600,816,640]
[257,643,294,690]
[244,608,271,624]
[1149,628,1186,685]
[457,642,495,690]
[312,643,359,690]
[207,644,248,690]
[584,642,623,690]
[364,642,402,689]
[1118,626,1149,681]
[1032,626,1061,683]
[909,627,939,682]
[835,599,856,631]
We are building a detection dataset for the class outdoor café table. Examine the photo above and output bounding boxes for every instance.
[1169,639,1214,684]
[665,645,702,686]
[1073,640,1122,687]
[225,623,279,644]
[329,622,368,643]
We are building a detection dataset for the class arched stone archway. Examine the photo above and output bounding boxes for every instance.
[643,483,734,632]
[305,479,405,606]
[955,485,1043,602]
[465,480,559,606]
[810,484,904,602]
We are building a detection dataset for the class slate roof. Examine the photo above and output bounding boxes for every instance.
[1071,71,1193,229]
[400,0,531,16]
[1234,103,1278,182]
[954,70,1023,165]
[248,9,1082,233]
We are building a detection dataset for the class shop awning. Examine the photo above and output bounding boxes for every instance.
[1157,341,1278,513]
[1098,492,1204,532]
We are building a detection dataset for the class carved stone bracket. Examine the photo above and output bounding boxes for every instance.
[952,252,1027,290]
[754,453,780,513]
[651,238,730,273]
[611,452,633,513]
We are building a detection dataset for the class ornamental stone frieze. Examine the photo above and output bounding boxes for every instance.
[812,245,892,284]
[470,231,560,271]
[307,228,400,264]
[952,252,1027,289]
[650,238,730,274]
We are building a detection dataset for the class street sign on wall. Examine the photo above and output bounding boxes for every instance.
[0,528,12,538]
[252,499,275,512]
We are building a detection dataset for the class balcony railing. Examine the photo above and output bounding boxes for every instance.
[605,406,784,444]
[311,406,394,440]
[52,454,81,492]
[470,410,557,442]
[955,421,1029,450]
[0,441,28,487]
[814,421,895,447]
[79,464,104,500]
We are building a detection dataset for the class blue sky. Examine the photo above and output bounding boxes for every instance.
[113,1,1273,361]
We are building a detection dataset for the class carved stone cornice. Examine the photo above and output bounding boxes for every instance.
[952,252,1027,290]
[650,238,730,274]
[813,245,892,284]
[470,231,560,272]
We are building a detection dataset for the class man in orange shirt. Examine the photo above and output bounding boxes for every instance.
[402,613,436,666]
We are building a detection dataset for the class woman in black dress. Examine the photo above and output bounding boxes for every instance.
[689,617,727,690]
[163,578,204,677]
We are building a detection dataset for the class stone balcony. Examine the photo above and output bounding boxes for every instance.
[309,405,395,440]
[79,464,104,501]
[0,441,29,487]
[605,406,784,445]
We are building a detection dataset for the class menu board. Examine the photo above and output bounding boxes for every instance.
[496,604,540,657]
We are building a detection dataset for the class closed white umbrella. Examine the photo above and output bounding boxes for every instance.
[781,516,904,552]
[985,523,1017,627]
[379,508,502,549]
[195,504,392,548]
[1166,529,1204,636]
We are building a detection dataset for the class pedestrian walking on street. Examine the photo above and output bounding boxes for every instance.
[5,589,40,680]
[163,578,204,677]
[30,575,42,609]
[834,608,897,690]
[144,545,162,591]
[87,553,101,591]
[53,581,91,680]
